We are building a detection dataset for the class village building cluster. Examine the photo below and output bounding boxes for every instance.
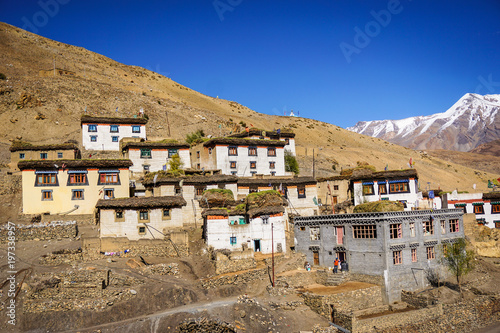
[9,113,498,303]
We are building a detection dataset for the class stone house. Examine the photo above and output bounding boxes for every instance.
[18,159,132,215]
[316,175,351,213]
[10,142,81,172]
[351,169,420,211]
[190,138,288,177]
[203,206,287,254]
[237,176,319,217]
[294,209,464,303]
[81,115,147,151]
[142,174,239,228]
[96,196,187,240]
[120,140,190,178]
[442,191,500,229]
[227,128,296,156]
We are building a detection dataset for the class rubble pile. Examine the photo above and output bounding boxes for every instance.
[142,263,179,276]
[266,280,295,296]
[237,294,258,304]
[268,300,303,310]
[177,317,236,333]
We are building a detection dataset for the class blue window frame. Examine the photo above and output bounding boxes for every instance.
[110,125,119,133]
[71,189,84,200]
[132,125,141,133]
[168,149,178,158]
[88,124,97,132]
[230,236,237,245]
[112,136,119,142]
[19,153,25,159]
[90,136,97,142]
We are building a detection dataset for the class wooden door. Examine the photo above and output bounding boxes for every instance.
[313,251,319,266]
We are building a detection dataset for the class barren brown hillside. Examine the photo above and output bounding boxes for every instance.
[0,21,498,194]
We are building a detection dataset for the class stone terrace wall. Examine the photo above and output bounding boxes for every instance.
[201,268,268,289]
[0,221,77,242]
[345,273,384,286]
[216,257,256,275]
[401,290,438,309]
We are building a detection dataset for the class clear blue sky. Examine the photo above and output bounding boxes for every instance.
[1,0,499,128]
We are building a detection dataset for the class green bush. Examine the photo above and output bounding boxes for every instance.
[285,150,299,175]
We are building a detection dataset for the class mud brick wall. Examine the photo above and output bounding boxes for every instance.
[215,257,256,275]
[201,268,267,289]
[0,221,77,242]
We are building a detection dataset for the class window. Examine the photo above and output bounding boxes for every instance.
[409,222,415,237]
[208,147,212,154]
[474,205,484,214]
[143,165,150,172]
[168,149,178,158]
[19,153,25,159]
[393,250,402,265]
[423,220,434,235]
[300,227,305,231]
[230,236,237,245]
[389,182,409,193]
[378,184,387,194]
[99,172,119,185]
[228,146,238,156]
[196,151,200,158]
[112,136,119,142]
[440,220,446,234]
[269,161,275,169]
[310,227,320,240]
[249,187,258,193]
[90,135,97,142]
[40,153,48,159]
[270,171,276,176]
[132,125,141,133]
[35,172,58,186]
[115,210,124,221]
[353,225,377,239]
[250,161,256,169]
[196,186,206,196]
[140,149,152,159]
[426,246,435,260]
[298,187,306,198]
[262,216,269,224]
[333,185,339,191]
[411,248,417,262]
[231,171,237,175]
[41,190,52,201]
[138,226,146,235]
[162,209,171,219]
[88,124,97,132]
[495,221,500,229]
[449,219,460,233]
[104,189,114,199]
[248,147,257,156]
[492,204,500,214]
[57,152,63,158]
[230,161,237,169]
[71,189,84,200]
[363,184,374,195]
[110,125,119,133]
[268,148,276,156]
[390,223,402,239]
[68,172,87,185]
[139,210,149,221]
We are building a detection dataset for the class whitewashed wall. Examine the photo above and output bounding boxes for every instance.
[82,124,146,151]
[353,179,419,211]
[128,148,190,174]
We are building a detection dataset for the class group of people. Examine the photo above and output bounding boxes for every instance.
[333,257,348,273]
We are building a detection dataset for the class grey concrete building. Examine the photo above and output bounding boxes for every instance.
[294,209,464,303]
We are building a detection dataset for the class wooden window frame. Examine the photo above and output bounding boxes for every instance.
[411,248,417,262]
[362,184,374,195]
[68,173,88,186]
[250,161,257,169]
[248,147,257,156]
[353,225,377,239]
[230,161,237,169]
[378,184,387,194]
[389,182,409,193]
[409,222,415,237]
[423,220,434,235]
[390,223,402,239]
[228,146,238,156]
[310,227,320,241]
[162,209,171,220]
[393,250,402,265]
[138,226,146,235]
[41,190,53,201]
[426,246,435,260]
[298,187,306,198]
[36,173,58,186]
[139,210,150,222]
[449,219,460,233]
[104,188,114,199]
[98,173,120,185]
[267,147,276,157]
[115,210,125,222]
[474,205,484,214]
[492,204,500,214]
[71,189,84,200]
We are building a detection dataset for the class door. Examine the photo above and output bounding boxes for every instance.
[336,227,344,245]
[254,239,261,252]
[337,251,346,262]
[313,251,320,266]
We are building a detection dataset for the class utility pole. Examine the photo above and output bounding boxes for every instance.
[165,110,171,137]
[312,148,315,179]
[271,222,275,287]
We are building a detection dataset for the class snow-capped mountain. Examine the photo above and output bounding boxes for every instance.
[347,93,500,151]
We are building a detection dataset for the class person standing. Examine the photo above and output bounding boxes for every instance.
[333,258,339,273]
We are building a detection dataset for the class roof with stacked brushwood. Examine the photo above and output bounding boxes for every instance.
[96,196,186,209]
[227,128,295,139]
[121,140,189,150]
[81,115,148,125]
[316,175,351,182]
[18,159,133,170]
[10,142,79,152]
[142,172,238,187]
[202,138,286,147]
[350,169,418,181]
[238,176,316,186]
[483,192,500,200]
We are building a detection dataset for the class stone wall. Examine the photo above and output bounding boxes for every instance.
[345,273,384,286]
[215,252,256,275]
[0,221,77,242]
[41,214,95,225]
[201,268,268,289]
[401,290,438,309]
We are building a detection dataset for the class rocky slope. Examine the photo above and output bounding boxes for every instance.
[347,93,500,152]
[0,21,498,197]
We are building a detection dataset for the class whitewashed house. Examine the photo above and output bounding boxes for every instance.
[81,115,147,151]
[120,140,190,177]
[351,169,420,211]
[96,196,187,240]
[442,192,500,229]
[203,206,287,254]
[190,138,287,177]
[227,128,296,156]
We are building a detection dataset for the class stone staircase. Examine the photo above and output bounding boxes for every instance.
[326,272,347,286]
